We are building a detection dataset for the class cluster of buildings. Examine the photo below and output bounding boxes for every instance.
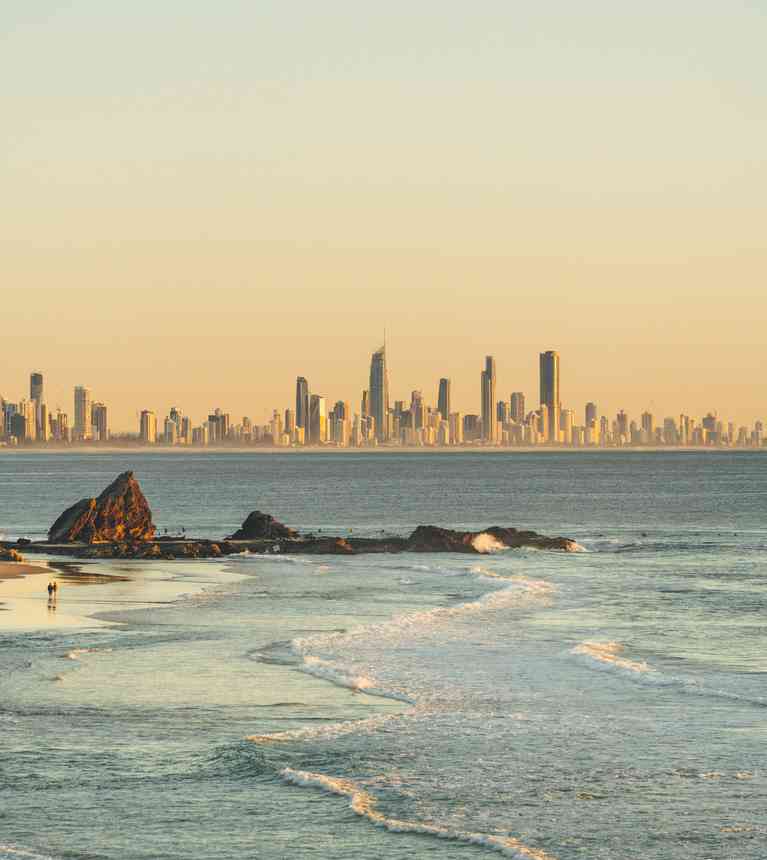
[1,376,108,445]
[2,352,765,449]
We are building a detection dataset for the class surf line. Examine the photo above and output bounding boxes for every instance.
[281,768,558,860]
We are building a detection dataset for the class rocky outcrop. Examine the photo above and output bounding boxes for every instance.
[289,537,355,555]
[0,547,24,562]
[226,511,298,541]
[405,525,578,553]
[48,471,156,544]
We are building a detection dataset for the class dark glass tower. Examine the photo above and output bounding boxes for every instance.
[437,378,451,421]
[295,377,309,431]
[369,346,389,442]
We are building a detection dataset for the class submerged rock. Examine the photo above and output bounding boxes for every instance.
[48,471,156,544]
[226,511,298,541]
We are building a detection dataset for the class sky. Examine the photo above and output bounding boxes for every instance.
[1,1,765,431]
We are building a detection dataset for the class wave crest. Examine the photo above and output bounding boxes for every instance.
[281,768,557,860]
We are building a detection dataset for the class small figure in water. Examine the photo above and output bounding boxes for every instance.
[47,582,54,597]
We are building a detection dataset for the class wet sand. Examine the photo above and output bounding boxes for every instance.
[0,555,246,632]
[0,561,50,581]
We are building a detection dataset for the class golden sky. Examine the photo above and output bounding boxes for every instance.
[1,3,765,430]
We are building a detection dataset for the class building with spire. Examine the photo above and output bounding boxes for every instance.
[368,345,390,442]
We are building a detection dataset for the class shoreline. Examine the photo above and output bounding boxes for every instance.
[0,560,51,581]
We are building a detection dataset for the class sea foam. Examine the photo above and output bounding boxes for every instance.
[281,768,557,860]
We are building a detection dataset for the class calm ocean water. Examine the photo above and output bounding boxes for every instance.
[1,451,766,859]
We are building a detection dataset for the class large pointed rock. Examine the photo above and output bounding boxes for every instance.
[48,471,156,543]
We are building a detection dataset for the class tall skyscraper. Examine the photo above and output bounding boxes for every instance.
[510,392,525,423]
[585,402,598,427]
[437,378,451,421]
[295,377,309,433]
[30,372,44,438]
[74,386,92,441]
[30,372,44,404]
[480,356,496,442]
[92,402,109,441]
[308,394,327,444]
[539,351,560,443]
[368,345,389,442]
[140,410,157,444]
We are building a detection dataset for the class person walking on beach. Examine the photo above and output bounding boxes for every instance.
[47,582,54,598]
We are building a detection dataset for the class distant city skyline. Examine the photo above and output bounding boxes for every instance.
[1,349,764,449]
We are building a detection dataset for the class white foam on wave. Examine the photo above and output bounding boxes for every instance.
[65,648,112,661]
[296,655,414,703]
[248,710,407,745]
[280,768,557,860]
[295,574,555,656]
[471,533,508,554]
[571,641,650,675]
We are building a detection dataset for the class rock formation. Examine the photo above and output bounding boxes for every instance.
[0,547,24,562]
[405,525,578,553]
[48,471,156,544]
[226,511,298,541]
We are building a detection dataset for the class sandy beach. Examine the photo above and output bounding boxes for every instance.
[0,560,50,580]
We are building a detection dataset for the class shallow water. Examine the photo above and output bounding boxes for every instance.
[1,451,766,859]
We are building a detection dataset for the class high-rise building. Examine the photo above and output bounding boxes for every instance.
[539,351,560,443]
[510,392,525,423]
[74,386,92,441]
[368,346,389,442]
[92,402,109,441]
[140,410,157,444]
[480,356,496,442]
[295,377,309,433]
[585,402,598,427]
[437,378,451,421]
[308,394,327,444]
[29,372,43,401]
[410,390,425,430]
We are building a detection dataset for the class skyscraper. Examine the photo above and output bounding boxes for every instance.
[308,394,327,444]
[539,351,560,443]
[30,372,44,404]
[480,356,496,442]
[295,377,309,434]
[437,378,451,421]
[140,410,157,444]
[74,386,92,441]
[30,372,44,439]
[92,402,109,441]
[510,392,525,423]
[585,402,598,427]
[368,345,389,442]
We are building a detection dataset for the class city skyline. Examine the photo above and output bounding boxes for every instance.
[1,349,764,449]
[1,336,765,435]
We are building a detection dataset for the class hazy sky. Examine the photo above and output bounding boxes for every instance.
[2,2,765,430]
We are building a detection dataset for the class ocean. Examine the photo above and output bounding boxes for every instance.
[1,451,765,859]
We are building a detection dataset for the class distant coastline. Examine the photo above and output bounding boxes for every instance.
[0,445,763,455]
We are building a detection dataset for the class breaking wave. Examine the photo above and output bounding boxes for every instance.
[571,641,651,674]
[571,640,767,708]
[281,768,557,860]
